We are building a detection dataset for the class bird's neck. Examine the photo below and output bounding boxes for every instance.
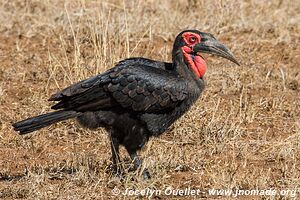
[172,51,204,82]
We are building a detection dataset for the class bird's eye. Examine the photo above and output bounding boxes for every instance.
[189,36,197,43]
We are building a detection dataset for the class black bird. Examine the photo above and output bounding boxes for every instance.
[13,30,239,179]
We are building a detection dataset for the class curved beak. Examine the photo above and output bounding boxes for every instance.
[193,33,240,66]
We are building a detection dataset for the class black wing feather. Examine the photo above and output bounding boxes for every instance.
[49,58,188,113]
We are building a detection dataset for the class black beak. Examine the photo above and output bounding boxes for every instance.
[193,33,240,66]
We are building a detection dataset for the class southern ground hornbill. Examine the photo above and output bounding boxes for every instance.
[13,30,239,179]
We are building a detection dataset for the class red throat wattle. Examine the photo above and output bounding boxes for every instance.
[181,46,207,78]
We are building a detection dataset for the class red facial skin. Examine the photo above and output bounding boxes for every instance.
[181,32,207,78]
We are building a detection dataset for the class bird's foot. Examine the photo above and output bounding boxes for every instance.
[141,168,151,180]
[108,163,124,178]
[128,152,151,180]
[128,164,151,180]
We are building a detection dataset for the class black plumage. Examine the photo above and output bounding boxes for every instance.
[13,30,239,179]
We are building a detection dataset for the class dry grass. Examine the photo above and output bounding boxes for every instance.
[0,0,300,199]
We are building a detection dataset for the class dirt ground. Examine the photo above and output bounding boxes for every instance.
[0,0,299,199]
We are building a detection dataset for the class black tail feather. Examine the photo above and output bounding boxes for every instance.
[12,110,81,135]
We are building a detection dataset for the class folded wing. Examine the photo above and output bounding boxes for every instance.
[49,59,188,114]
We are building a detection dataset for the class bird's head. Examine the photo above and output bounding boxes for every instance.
[172,30,239,78]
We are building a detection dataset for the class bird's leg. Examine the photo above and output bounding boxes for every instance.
[129,151,151,179]
[110,137,122,176]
